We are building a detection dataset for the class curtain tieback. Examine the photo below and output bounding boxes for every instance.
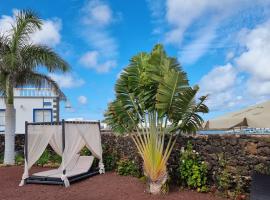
[99,160,105,174]
[19,160,29,186]
[61,174,70,187]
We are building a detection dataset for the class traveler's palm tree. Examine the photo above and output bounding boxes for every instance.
[0,10,69,164]
[105,44,208,194]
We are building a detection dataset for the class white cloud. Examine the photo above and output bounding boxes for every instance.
[147,0,270,64]
[198,63,240,111]
[97,60,117,73]
[80,51,99,67]
[0,14,14,34]
[31,18,61,47]
[178,25,216,64]
[236,20,270,81]
[80,0,118,73]
[81,0,112,27]
[78,95,88,105]
[226,51,235,61]
[247,78,270,96]
[49,73,85,89]
[198,18,270,112]
[199,63,237,94]
[0,9,61,47]
[79,50,116,73]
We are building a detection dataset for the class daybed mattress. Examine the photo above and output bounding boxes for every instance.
[33,156,94,178]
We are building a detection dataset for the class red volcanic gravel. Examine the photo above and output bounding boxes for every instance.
[0,166,226,200]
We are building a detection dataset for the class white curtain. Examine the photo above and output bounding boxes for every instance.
[19,122,104,187]
[19,125,60,186]
[77,123,104,174]
[49,125,63,156]
[61,124,85,187]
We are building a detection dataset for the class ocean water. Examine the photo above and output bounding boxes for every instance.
[198,129,270,135]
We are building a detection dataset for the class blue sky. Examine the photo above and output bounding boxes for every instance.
[1,0,270,121]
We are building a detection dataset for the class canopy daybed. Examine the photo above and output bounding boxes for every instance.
[19,120,105,187]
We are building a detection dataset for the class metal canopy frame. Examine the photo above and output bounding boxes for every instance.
[24,119,101,186]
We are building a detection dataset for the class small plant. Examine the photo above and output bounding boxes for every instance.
[36,149,51,166]
[35,149,61,167]
[116,159,141,177]
[254,163,270,175]
[216,168,232,192]
[15,153,24,165]
[178,141,208,192]
[0,154,3,164]
[80,146,91,156]
[103,152,119,171]
[102,144,119,171]
[234,173,246,199]
[215,153,233,197]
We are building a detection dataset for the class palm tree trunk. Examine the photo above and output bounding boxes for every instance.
[4,80,16,165]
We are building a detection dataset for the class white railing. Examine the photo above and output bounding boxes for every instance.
[14,88,58,97]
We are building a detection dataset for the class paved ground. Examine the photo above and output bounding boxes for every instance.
[0,166,226,200]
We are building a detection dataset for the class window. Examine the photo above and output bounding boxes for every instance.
[0,110,5,131]
[33,109,52,122]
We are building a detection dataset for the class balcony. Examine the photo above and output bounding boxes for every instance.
[14,88,58,97]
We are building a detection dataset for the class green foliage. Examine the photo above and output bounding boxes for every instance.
[15,153,24,165]
[0,153,3,164]
[36,149,51,166]
[254,163,270,175]
[80,146,91,156]
[116,159,141,177]
[36,149,61,167]
[104,44,209,135]
[0,9,70,101]
[102,144,119,171]
[216,169,232,192]
[104,44,208,194]
[103,153,119,171]
[178,141,208,192]
[216,153,232,192]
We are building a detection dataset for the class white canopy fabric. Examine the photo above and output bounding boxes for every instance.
[205,101,270,130]
[19,121,104,187]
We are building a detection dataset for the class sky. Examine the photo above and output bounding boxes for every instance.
[1,0,270,121]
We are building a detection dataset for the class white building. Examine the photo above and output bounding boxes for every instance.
[0,87,61,134]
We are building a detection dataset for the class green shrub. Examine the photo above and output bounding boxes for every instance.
[36,149,51,166]
[80,146,91,156]
[216,168,232,191]
[103,152,119,171]
[254,163,270,175]
[178,141,208,192]
[50,152,61,164]
[116,159,141,177]
[36,149,61,167]
[215,153,233,195]
[15,153,24,165]
[0,153,3,164]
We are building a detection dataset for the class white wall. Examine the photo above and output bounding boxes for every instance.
[0,97,56,134]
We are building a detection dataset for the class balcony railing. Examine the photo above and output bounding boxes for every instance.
[14,88,58,97]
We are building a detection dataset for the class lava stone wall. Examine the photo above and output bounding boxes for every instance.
[0,134,25,153]
[100,132,270,191]
[1,132,270,191]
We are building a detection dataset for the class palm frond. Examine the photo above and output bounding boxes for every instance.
[15,71,66,100]
[11,10,42,52]
[21,44,70,72]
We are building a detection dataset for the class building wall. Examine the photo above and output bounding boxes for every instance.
[0,96,59,134]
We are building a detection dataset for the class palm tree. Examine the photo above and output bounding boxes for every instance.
[0,10,70,165]
[104,44,208,194]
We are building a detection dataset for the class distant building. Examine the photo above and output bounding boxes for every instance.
[0,87,62,134]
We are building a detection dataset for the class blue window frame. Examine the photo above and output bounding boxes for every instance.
[33,108,53,123]
[0,109,5,132]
